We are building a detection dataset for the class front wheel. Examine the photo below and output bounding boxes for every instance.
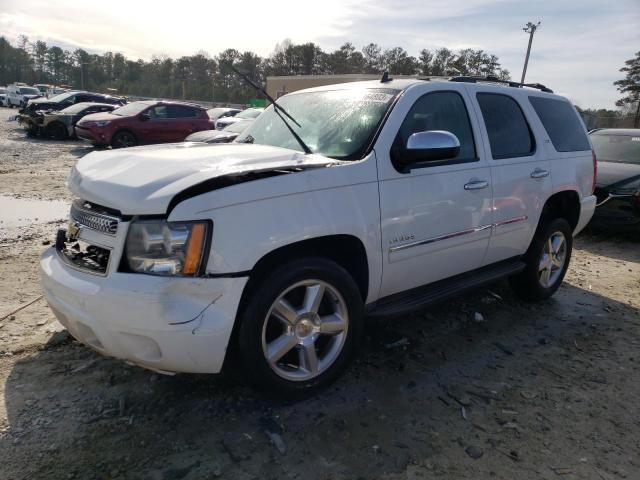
[237,258,363,397]
[111,130,137,148]
[46,122,68,140]
[510,217,573,301]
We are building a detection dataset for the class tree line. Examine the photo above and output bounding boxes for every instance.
[0,36,510,104]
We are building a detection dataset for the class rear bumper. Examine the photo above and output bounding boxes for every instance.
[574,194,597,235]
[40,248,248,374]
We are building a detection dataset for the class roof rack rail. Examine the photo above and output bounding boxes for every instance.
[449,75,553,93]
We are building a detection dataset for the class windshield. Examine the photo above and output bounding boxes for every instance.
[224,121,252,133]
[112,102,150,116]
[591,133,640,164]
[236,88,398,159]
[237,108,263,119]
[20,87,40,95]
[48,92,75,102]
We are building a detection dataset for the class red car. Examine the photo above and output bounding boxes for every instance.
[75,100,213,148]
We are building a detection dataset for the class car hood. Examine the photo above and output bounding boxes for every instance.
[68,143,340,214]
[185,130,226,142]
[77,111,121,123]
[596,161,640,190]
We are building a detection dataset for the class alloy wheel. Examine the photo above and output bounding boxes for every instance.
[261,280,349,382]
[538,231,567,288]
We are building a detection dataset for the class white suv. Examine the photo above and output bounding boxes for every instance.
[40,77,597,395]
[6,83,41,108]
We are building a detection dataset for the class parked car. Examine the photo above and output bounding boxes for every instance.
[34,84,51,96]
[215,107,263,130]
[19,91,126,135]
[185,119,253,143]
[6,83,42,108]
[589,128,640,232]
[207,107,241,122]
[39,102,117,139]
[41,78,596,396]
[75,100,213,148]
[46,86,69,97]
[0,87,6,106]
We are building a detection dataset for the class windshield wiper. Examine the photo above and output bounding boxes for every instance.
[229,64,312,154]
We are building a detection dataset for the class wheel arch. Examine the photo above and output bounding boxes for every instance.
[539,190,581,231]
[242,235,370,305]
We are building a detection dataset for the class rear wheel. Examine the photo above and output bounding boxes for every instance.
[510,217,573,301]
[111,130,137,148]
[237,258,363,397]
[46,122,67,140]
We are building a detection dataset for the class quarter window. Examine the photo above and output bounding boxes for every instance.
[477,93,534,159]
[393,91,477,165]
[529,96,590,152]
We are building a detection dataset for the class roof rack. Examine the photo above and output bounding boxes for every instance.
[449,75,553,93]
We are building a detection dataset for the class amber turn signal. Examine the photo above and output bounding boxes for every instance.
[182,222,207,275]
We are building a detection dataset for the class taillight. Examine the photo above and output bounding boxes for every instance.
[592,150,597,194]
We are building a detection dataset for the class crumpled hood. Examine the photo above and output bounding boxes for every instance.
[68,142,340,214]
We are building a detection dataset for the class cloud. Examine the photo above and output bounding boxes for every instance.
[1,0,638,108]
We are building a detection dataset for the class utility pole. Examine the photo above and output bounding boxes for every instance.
[520,21,540,85]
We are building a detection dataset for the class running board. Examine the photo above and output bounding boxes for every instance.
[367,258,526,318]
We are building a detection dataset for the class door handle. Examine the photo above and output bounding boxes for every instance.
[530,168,550,179]
[464,180,489,190]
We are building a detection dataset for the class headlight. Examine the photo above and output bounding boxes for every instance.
[125,220,210,276]
[83,120,111,127]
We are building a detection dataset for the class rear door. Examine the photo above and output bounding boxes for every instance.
[469,89,552,264]
[166,105,204,141]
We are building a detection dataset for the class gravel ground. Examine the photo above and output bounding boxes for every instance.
[0,105,639,480]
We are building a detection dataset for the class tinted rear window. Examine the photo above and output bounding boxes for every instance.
[477,93,534,159]
[529,97,590,152]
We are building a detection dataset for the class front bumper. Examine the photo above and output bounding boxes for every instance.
[574,194,597,235]
[590,192,640,232]
[40,248,247,374]
[75,125,109,145]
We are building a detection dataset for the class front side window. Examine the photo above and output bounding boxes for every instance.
[148,106,168,119]
[529,97,590,152]
[392,91,477,165]
[477,93,535,159]
[236,88,398,160]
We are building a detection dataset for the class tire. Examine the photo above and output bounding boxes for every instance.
[111,130,137,149]
[237,257,364,397]
[510,217,573,301]
[46,122,68,140]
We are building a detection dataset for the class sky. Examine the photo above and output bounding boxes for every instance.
[1,0,639,109]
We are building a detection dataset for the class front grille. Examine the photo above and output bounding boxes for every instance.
[58,238,111,275]
[70,200,120,235]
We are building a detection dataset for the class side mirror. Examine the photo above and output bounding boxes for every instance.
[396,131,461,170]
[139,113,151,121]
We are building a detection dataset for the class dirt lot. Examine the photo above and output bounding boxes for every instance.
[0,105,639,480]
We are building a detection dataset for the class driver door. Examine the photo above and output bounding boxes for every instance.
[376,86,494,298]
